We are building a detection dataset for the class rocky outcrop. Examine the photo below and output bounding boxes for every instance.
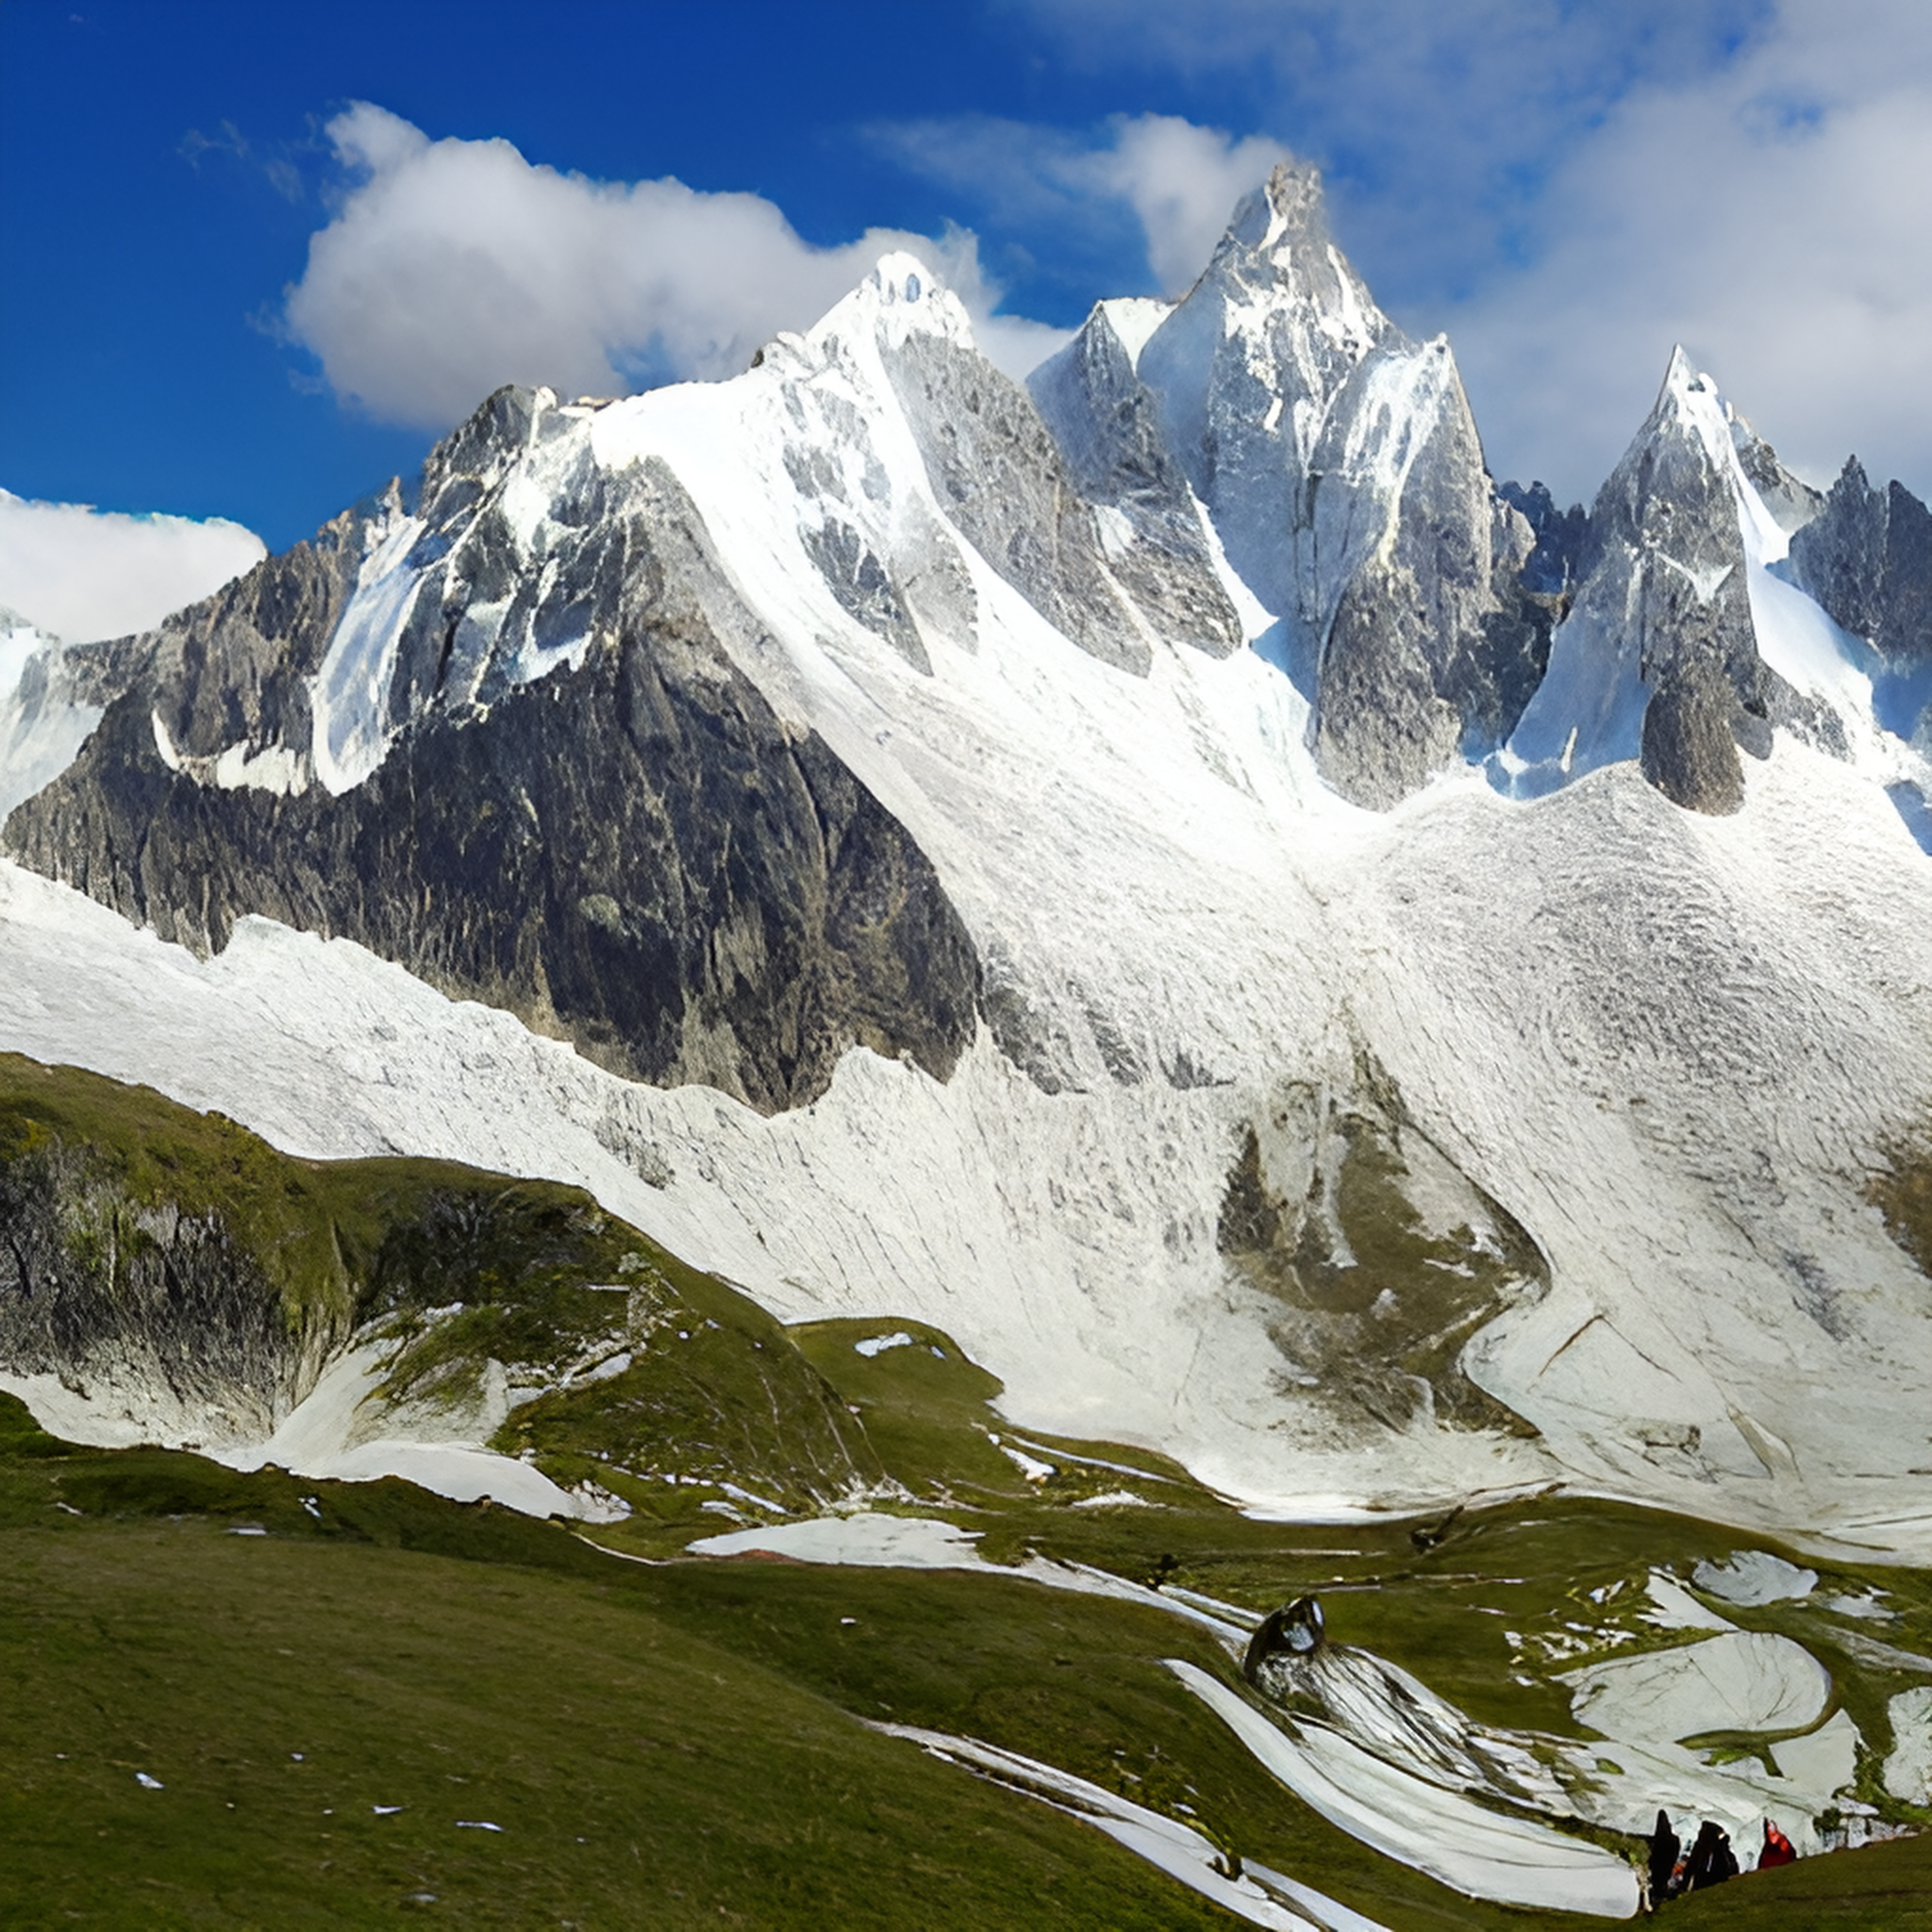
[880,318,1156,675]
[1496,483,1589,597]
[0,1096,341,1444]
[143,506,372,781]
[5,448,980,1113]
[1307,339,1542,804]
[1215,1065,1545,1438]
[1788,460,1932,743]
[1504,350,1799,813]
[1025,302,1243,658]
[1641,652,1748,813]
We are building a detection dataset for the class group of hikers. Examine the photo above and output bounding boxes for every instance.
[1236,1596,1810,1913]
[1646,1809,1796,1906]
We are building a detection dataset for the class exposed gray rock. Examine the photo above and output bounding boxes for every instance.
[1788,461,1932,743]
[0,623,128,822]
[800,516,930,673]
[1496,481,1589,597]
[1026,303,1243,657]
[1312,556,1466,809]
[4,441,981,1115]
[1728,412,1824,537]
[1641,653,1746,813]
[1307,338,1533,802]
[1788,458,1890,641]
[879,328,1153,675]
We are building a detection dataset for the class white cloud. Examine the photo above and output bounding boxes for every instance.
[1447,0,1932,503]
[0,491,266,642]
[1010,0,1769,305]
[874,112,1288,299]
[1081,116,1290,294]
[283,104,1063,430]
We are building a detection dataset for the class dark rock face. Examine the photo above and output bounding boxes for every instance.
[146,508,370,768]
[1311,558,1464,808]
[1789,461,1932,741]
[0,1133,327,1440]
[1789,458,1889,639]
[1641,653,1747,813]
[1497,481,1589,596]
[6,452,980,1115]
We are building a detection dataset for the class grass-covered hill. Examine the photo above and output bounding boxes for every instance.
[6,1057,1932,1925]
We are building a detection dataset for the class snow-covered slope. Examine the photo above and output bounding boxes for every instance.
[3,168,1931,1554]
[0,610,108,820]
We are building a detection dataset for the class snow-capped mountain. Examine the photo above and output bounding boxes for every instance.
[1033,166,1544,808]
[5,160,1932,1553]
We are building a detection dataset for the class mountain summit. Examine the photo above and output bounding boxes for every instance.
[1,163,1931,1556]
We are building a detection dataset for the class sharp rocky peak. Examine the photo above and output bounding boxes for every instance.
[1034,151,1539,806]
[1500,344,1865,813]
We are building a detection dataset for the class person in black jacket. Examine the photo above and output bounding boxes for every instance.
[1647,1809,1681,1905]
[1683,1820,1739,1890]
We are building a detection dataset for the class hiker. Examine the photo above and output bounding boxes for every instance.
[1757,1820,1797,1870]
[1683,1820,1738,1890]
[1646,1808,1680,1905]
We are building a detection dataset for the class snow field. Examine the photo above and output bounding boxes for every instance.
[1169,1660,1641,1918]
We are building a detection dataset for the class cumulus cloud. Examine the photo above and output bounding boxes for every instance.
[1098,116,1291,294]
[1446,0,1932,502]
[877,113,1288,299]
[0,491,265,642]
[282,104,1065,430]
[1011,0,1769,306]
[1008,0,1932,503]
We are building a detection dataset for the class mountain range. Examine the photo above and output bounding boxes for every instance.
[3,159,1931,1559]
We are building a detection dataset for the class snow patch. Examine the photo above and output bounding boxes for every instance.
[1170,1660,1641,1918]
[876,1722,1385,1931]
[1691,1550,1817,1607]
[1883,1686,1932,1804]
[1563,1631,1830,1747]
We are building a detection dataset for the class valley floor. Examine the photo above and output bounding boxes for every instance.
[7,1403,1932,1928]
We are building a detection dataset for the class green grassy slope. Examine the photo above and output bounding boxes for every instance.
[7,1058,1932,1925]
[9,1399,1932,1927]
[4,1519,1255,1930]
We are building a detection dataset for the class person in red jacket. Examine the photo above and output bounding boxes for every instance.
[1757,1820,1798,1870]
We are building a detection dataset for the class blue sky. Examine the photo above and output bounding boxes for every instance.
[4,0,1930,621]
